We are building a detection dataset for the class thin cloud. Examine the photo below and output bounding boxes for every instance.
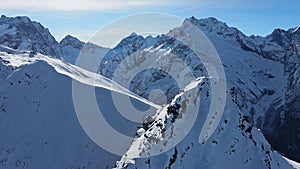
[0,0,259,11]
[0,0,168,11]
[88,13,183,47]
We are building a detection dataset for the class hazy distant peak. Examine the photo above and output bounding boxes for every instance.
[60,34,84,49]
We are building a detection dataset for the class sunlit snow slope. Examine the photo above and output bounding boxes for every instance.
[0,46,160,169]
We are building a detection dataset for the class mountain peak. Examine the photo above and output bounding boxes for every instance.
[290,25,300,34]
[1,15,30,22]
[295,25,300,31]
[268,26,300,47]
[114,32,144,49]
[0,15,61,57]
[185,16,239,37]
[129,32,138,37]
[187,16,227,27]
[60,34,84,49]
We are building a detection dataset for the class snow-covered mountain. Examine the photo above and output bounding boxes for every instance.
[96,17,300,168]
[99,16,300,164]
[0,15,107,64]
[0,15,299,169]
[0,15,62,58]
[189,17,300,163]
[59,35,85,64]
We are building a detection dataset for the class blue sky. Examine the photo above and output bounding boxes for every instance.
[1,0,300,45]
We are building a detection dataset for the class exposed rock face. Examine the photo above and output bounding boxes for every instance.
[0,15,62,57]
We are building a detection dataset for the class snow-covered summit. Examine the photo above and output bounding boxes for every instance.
[114,32,145,49]
[267,27,300,47]
[0,15,62,57]
[59,35,85,64]
[60,35,84,49]
[0,15,107,64]
[187,16,239,38]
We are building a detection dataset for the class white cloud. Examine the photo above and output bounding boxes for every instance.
[0,0,168,11]
[0,0,255,11]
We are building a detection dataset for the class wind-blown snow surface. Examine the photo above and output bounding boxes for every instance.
[1,54,115,169]
[0,46,162,168]
[284,157,300,169]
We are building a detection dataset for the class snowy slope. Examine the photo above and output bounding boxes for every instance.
[0,46,165,169]
[189,17,300,162]
[0,51,116,168]
[284,157,300,169]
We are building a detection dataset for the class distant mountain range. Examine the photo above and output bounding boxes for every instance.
[0,15,299,169]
